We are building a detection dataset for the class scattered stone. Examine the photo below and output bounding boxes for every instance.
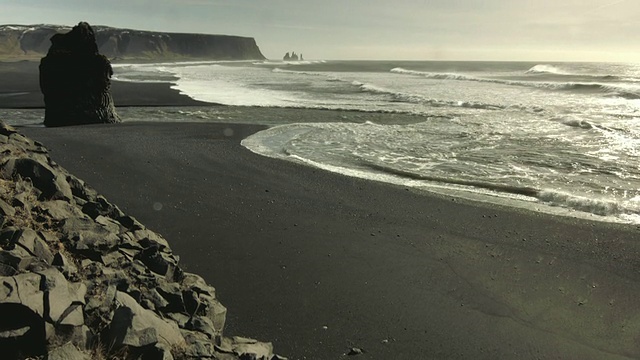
[347,347,365,356]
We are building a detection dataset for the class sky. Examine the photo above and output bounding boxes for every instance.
[0,0,638,62]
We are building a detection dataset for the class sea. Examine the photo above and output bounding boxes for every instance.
[9,60,640,224]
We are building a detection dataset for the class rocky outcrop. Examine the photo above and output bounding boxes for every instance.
[0,121,282,359]
[0,24,266,61]
[282,52,302,61]
[39,22,120,127]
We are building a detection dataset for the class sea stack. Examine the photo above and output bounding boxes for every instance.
[39,22,120,127]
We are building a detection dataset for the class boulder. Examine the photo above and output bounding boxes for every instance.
[0,273,48,358]
[2,158,72,201]
[46,342,90,360]
[37,268,86,325]
[107,291,185,349]
[39,22,120,127]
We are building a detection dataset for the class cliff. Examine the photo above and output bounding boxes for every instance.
[0,24,266,61]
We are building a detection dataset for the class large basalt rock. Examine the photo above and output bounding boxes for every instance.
[39,22,120,127]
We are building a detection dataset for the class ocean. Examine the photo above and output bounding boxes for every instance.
[13,60,640,224]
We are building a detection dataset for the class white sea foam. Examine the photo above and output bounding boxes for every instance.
[391,67,640,99]
[526,64,571,75]
[106,60,640,224]
[536,190,627,217]
[242,118,640,224]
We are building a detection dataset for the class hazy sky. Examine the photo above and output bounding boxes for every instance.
[1,0,638,62]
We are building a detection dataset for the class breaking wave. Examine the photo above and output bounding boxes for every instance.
[361,162,638,219]
[390,67,640,99]
[526,64,619,80]
[526,64,571,75]
[350,80,505,110]
[242,123,640,222]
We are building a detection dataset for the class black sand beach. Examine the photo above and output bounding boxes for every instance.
[0,61,212,108]
[4,62,640,359]
[18,121,640,360]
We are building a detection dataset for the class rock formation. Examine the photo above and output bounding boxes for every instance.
[0,121,282,359]
[283,52,303,61]
[39,22,120,127]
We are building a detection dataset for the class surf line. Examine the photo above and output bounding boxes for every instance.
[361,161,539,198]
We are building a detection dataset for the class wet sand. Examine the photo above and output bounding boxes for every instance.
[0,60,212,108]
[18,122,640,360]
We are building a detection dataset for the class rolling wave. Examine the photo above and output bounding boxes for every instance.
[361,161,636,218]
[350,80,505,110]
[391,67,640,99]
[272,67,326,76]
[526,64,619,80]
[526,64,571,75]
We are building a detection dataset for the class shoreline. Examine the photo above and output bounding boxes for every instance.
[0,60,216,108]
[18,121,640,359]
[4,61,640,358]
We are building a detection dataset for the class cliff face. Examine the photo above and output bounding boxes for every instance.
[0,24,266,61]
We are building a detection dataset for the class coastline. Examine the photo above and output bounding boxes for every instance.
[0,60,215,108]
[4,62,640,358]
[18,121,640,359]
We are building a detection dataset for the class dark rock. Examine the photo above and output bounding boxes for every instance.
[1,228,55,265]
[0,249,36,275]
[39,22,121,127]
[4,158,72,200]
[156,281,185,313]
[186,316,217,339]
[146,288,170,311]
[135,244,180,278]
[0,303,47,358]
[46,341,90,360]
[61,217,121,255]
[38,200,81,222]
[166,312,190,328]
[52,252,78,277]
[181,272,215,297]
[231,336,274,360]
[108,291,184,349]
[117,215,145,231]
[134,229,171,250]
[183,331,215,358]
[0,198,15,217]
[82,196,123,220]
[66,175,98,202]
[95,215,124,234]
[0,272,49,356]
[201,294,227,334]
[38,268,86,325]
[0,272,45,317]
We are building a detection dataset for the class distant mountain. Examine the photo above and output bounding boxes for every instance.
[0,24,266,61]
